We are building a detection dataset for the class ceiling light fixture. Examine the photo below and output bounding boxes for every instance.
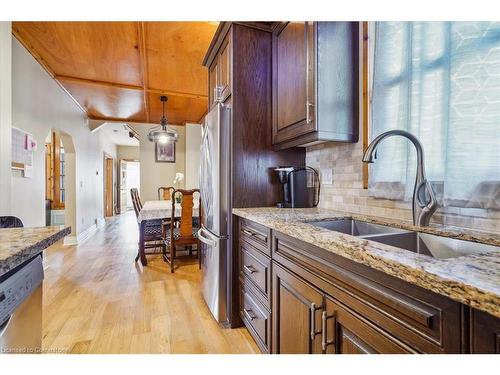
[147,96,178,144]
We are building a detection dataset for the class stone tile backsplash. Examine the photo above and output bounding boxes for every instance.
[306,142,500,234]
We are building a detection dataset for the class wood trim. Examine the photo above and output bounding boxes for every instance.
[103,153,114,217]
[12,28,89,116]
[203,22,232,67]
[56,75,143,91]
[137,22,150,123]
[51,131,65,209]
[55,75,207,99]
[147,87,207,99]
[362,21,369,189]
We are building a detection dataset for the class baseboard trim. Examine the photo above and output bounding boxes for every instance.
[97,218,106,228]
[63,236,78,246]
[64,220,104,246]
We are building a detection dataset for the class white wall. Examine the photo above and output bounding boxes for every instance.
[130,124,185,201]
[185,123,202,189]
[0,22,12,215]
[117,145,140,160]
[11,38,117,234]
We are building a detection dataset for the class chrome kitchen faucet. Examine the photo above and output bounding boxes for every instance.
[362,130,438,226]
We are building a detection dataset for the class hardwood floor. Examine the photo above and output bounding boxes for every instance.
[41,211,259,354]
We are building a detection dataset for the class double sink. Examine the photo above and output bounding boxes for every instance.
[309,219,498,260]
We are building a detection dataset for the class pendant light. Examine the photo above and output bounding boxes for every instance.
[147,95,179,144]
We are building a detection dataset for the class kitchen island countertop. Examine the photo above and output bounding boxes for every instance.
[0,225,71,277]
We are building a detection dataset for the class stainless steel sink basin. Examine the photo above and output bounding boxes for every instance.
[365,231,499,259]
[309,219,407,237]
[309,218,498,260]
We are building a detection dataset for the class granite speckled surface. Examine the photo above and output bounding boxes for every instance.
[233,207,500,318]
[0,226,71,276]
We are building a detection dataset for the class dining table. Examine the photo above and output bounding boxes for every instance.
[137,200,200,265]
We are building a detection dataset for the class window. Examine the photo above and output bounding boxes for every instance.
[368,22,500,210]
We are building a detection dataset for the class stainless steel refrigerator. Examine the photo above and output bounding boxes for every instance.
[198,103,231,326]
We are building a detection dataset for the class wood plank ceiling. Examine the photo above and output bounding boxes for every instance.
[12,22,218,125]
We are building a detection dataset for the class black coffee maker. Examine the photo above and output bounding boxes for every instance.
[274,166,320,208]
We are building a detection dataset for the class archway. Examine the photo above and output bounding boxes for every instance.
[44,129,76,240]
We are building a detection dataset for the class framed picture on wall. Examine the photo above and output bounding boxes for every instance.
[155,142,175,163]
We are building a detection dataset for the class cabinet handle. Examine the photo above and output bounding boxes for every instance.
[321,310,336,351]
[214,86,225,103]
[243,264,257,274]
[242,228,266,242]
[310,302,322,341]
[306,101,314,124]
[242,229,255,237]
[243,308,257,321]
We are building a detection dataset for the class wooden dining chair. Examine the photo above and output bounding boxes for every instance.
[158,186,175,201]
[163,189,201,273]
[130,188,169,263]
[131,188,143,211]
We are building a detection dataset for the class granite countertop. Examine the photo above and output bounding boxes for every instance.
[232,207,500,318]
[0,226,71,276]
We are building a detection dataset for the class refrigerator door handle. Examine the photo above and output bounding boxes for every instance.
[198,227,217,248]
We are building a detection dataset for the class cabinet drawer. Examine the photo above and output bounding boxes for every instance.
[272,231,462,353]
[240,284,271,353]
[240,218,271,256]
[239,241,271,307]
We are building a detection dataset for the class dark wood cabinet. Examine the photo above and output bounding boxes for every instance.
[272,22,359,149]
[208,61,218,107]
[471,309,500,353]
[272,262,323,354]
[237,217,500,354]
[272,22,315,145]
[272,262,413,354]
[203,23,305,327]
[208,37,232,107]
[324,296,414,354]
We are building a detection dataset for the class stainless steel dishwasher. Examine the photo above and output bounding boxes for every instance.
[0,255,43,354]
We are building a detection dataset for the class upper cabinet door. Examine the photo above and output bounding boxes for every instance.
[217,38,232,102]
[272,22,316,145]
[209,37,232,109]
[209,60,218,108]
[272,22,359,149]
[272,262,323,354]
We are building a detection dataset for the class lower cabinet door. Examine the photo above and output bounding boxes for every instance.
[471,309,500,353]
[323,296,415,354]
[272,263,324,354]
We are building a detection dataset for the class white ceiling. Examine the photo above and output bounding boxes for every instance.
[99,122,139,147]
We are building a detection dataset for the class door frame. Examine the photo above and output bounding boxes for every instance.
[103,153,114,217]
[118,158,140,214]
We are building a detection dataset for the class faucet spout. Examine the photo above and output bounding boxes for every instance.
[362,130,438,226]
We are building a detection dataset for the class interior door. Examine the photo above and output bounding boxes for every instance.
[104,157,113,217]
[119,160,128,214]
[272,263,323,354]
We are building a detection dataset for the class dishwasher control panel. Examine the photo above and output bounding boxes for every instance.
[0,256,44,326]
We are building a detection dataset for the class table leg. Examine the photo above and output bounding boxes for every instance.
[139,221,147,266]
